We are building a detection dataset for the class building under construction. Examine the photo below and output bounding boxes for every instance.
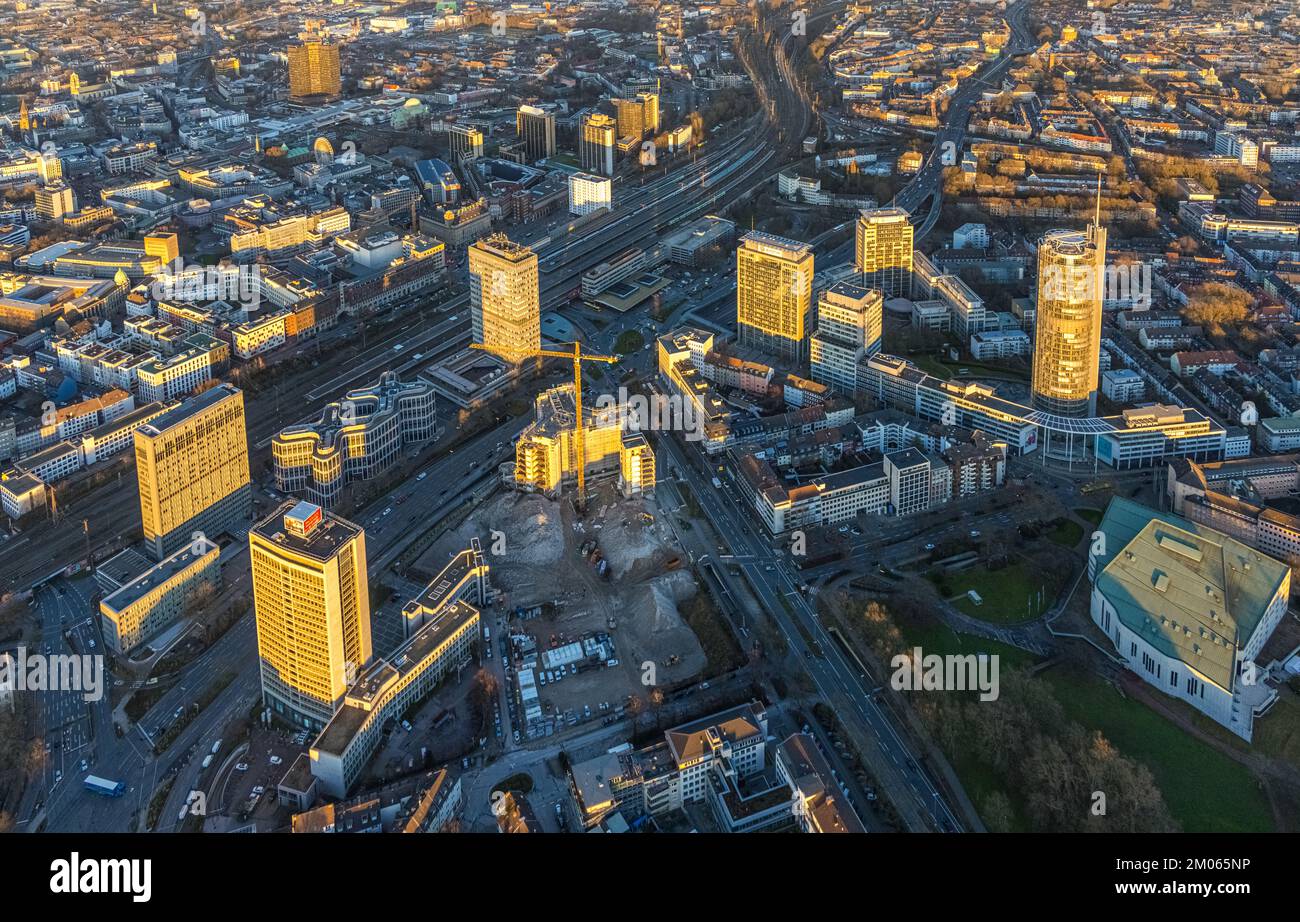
[511,384,655,499]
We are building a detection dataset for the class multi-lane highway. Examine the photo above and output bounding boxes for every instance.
[18,402,534,833]
[656,427,969,833]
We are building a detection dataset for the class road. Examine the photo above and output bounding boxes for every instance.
[17,402,537,832]
[891,0,1038,238]
[657,428,966,832]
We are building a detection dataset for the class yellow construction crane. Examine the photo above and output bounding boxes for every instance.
[470,341,618,510]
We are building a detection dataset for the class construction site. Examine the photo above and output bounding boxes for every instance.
[415,479,711,736]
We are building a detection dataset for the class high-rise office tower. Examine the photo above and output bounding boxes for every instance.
[288,41,341,100]
[35,182,74,220]
[568,172,612,216]
[469,233,540,361]
[855,207,914,299]
[250,500,372,731]
[809,282,883,395]
[134,384,252,561]
[447,123,484,162]
[1031,218,1107,418]
[613,92,659,142]
[638,91,660,135]
[579,113,617,177]
[515,105,556,162]
[736,231,814,364]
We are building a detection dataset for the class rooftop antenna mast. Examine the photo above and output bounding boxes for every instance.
[1093,169,1102,228]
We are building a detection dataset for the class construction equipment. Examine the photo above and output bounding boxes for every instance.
[470,341,617,510]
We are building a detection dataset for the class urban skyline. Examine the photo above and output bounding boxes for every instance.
[0,0,1295,878]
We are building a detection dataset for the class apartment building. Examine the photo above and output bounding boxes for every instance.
[99,537,220,653]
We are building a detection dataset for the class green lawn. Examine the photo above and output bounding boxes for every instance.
[944,561,1060,624]
[1254,693,1300,770]
[895,617,1040,671]
[613,329,645,355]
[1045,669,1274,832]
[1046,519,1084,548]
[1074,507,1103,526]
[913,355,954,380]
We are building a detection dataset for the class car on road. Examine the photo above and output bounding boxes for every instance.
[269,755,282,765]
[969,530,981,538]
[401,720,412,732]
[79,759,88,772]
[252,786,265,797]
[235,763,249,772]
[924,543,936,551]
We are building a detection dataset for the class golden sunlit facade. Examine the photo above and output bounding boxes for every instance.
[736,231,814,364]
[288,41,341,100]
[516,105,556,162]
[619,432,656,498]
[854,207,913,298]
[513,384,633,496]
[1031,223,1107,418]
[580,113,617,177]
[134,384,252,561]
[613,92,659,141]
[251,501,372,731]
[469,233,540,362]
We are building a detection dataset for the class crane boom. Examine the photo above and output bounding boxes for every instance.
[470,341,617,510]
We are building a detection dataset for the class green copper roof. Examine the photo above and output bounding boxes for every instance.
[1094,497,1289,691]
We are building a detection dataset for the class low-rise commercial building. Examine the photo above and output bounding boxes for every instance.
[99,537,220,653]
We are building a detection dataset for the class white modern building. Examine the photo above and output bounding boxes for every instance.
[568,172,612,217]
[1090,498,1290,742]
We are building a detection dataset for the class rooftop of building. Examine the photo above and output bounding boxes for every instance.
[251,500,362,565]
[313,599,479,757]
[664,701,766,767]
[137,383,241,437]
[1094,497,1289,690]
[100,537,218,614]
[776,732,866,833]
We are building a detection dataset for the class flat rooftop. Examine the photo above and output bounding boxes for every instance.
[138,383,241,436]
[252,500,362,564]
[101,538,218,614]
[313,599,479,757]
